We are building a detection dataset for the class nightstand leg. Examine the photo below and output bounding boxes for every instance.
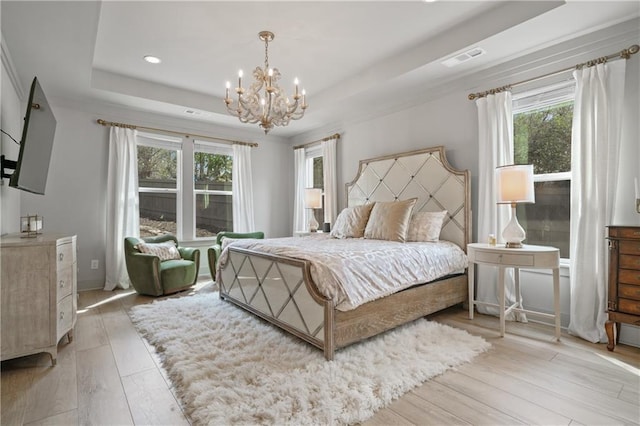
[499,266,506,337]
[514,267,522,310]
[553,267,560,341]
[468,263,475,320]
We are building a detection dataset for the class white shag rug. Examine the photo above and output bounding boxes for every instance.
[129,292,489,425]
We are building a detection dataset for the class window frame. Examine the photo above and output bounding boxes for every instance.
[305,144,324,226]
[512,80,575,261]
[192,140,234,240]
[136,131,183,240]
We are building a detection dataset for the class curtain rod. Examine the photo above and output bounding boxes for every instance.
[96,119,258,147]
[292,133,341,150]
[468,44,639,101]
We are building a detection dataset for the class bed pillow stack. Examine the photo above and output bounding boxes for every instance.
[363,198,417,242]
[330,203,375,239]
[330,199,448,243]
[406,210,448,242]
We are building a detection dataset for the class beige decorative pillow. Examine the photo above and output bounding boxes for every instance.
[330,203,375,239]
[407,211,448,242]
[136,240,181,261]
[364,198,417,242]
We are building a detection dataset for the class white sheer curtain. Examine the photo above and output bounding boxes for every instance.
[475,91,525,321]
[232,144,255,232]
[569,60,626,343]
[105,127,139,291]
[293,148,307,233]
[322,137,338,226]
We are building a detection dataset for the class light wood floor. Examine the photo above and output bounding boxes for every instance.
[2,280,639,426]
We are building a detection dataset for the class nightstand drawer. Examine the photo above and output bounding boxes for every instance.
[475,251,534,267]
[619,269,640,285]
[620,255,640,270]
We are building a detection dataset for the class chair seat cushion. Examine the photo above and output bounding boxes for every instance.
[160,259,197,292]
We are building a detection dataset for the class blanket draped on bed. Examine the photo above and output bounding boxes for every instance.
[217,235,468,311]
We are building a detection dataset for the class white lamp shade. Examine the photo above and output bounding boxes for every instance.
[496,164,535,204]
[304,188,323,209]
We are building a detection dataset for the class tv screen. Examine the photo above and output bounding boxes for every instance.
[9,77,57,195]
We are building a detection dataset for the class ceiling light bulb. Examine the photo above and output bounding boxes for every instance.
[143,55,161,64]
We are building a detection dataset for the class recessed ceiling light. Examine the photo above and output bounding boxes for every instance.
[143,55,161,64]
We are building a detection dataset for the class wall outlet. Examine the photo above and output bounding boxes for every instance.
[91,259,99,270]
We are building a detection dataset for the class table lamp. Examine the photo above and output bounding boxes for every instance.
[304,188,323,232]
[496,164,535,248]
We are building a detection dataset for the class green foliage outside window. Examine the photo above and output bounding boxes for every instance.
[194,152,233,184]
[514,102,572,173]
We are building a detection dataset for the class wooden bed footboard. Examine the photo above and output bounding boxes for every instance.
[218,246,467,360]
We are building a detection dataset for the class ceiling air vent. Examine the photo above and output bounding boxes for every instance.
[441,47,486,68]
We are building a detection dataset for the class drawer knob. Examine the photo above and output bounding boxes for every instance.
[60,312,64,320]
[59,280,65,288]
[59,253,64,261]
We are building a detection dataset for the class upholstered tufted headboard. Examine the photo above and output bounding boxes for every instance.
[345,146,471,250]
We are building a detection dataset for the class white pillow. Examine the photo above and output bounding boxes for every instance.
[136,240,181,261]
[330,203,375,239]
[407,211,448,242]
[364,198,417,242]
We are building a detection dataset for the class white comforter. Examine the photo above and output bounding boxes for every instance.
[217,234,468,311]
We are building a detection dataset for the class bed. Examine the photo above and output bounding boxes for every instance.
[217,146,471,360]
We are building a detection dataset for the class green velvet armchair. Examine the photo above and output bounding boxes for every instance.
[208,231,264,279]
[124,234,200,296]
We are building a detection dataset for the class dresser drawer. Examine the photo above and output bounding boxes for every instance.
[609,227,640,240]
[56,242,74,268]
[56,295,74,341]
[620,240,640,256]
[620,255,640,270]
[619,269,640,285]
[56,266,74,301]
[618,298,640,316]
[475,251,535,267]
[619,284,640,301]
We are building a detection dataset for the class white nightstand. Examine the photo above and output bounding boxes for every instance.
[467,243,561,340]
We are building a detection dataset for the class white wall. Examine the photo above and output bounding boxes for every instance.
[10,98,291,290]
[1,48,22,234]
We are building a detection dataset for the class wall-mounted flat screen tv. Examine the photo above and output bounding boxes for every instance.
[9,77,57,195]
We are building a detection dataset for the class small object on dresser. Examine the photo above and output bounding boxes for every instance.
[488,234,497,246]
[20,214,43,238]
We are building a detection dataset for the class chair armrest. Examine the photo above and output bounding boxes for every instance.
[208,245,222,275]
[178,247,199,262]
[125,252,163,296]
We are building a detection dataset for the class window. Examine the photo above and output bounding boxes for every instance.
[194,142,233,238]
[512,81,574,258]
[305,145,324,226]
[137,133,234,240]
[137,133,181,238]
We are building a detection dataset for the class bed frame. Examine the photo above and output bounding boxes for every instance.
[218,146,471,360]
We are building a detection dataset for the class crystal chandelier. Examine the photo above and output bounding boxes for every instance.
[224,31,308,134]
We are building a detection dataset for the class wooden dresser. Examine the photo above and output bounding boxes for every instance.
[605,226,640,351]
[0,233,77,365]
